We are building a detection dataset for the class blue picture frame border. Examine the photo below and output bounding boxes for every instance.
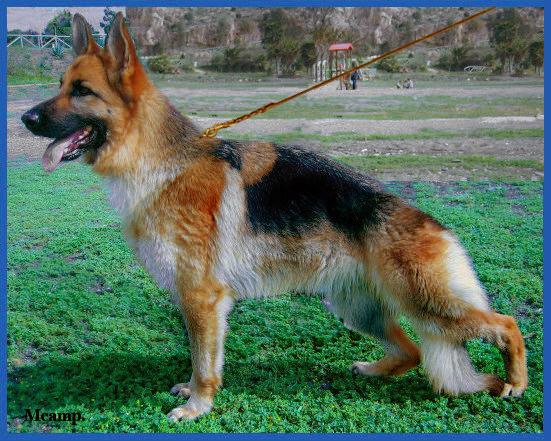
[1,1,547,438]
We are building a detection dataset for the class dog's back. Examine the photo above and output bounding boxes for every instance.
[211,142,397,298]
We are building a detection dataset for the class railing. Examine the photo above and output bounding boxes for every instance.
[463,65,490,73]
[7,33,105,49]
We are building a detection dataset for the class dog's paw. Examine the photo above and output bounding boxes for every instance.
[350,361,373,375]
[500,382,527,398]
[170,382,192,398]
[351,361,379,376]
[167,405,200,422]
[167,397,212,422]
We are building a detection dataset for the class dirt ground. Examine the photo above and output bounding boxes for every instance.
[7,79,544,181]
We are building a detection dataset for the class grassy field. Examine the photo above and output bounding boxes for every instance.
[226,128,545,145]
[7,73,56,86]
[7,161,542,433]
[171,91,543,121]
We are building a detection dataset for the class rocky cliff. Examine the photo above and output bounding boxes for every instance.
[126,7,544,59]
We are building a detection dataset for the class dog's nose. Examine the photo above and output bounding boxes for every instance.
[21,109,41,129]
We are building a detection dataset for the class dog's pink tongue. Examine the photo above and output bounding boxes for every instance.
[42,137,71,172]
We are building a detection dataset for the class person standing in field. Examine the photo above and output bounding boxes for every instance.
[350,62,361,90]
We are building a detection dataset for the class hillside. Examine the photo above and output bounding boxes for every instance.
[126,7,544,61]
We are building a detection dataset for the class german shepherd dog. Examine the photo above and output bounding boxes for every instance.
[22,14,527,421]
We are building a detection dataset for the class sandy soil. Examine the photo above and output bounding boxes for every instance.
[197,115,544,137]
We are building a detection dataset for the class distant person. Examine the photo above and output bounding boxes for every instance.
[351,69,361,90]
[396,80,403,89]
[404,78,414,89]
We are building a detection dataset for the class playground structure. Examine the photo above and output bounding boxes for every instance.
[312,44,379,86]
[312,42,354,88]
[328,42,353,87]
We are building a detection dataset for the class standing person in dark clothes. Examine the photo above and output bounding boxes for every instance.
[350,63,361,90]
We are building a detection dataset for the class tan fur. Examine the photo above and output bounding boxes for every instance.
[239,141,278,185]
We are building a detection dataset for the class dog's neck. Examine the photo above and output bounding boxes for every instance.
[97,84,209,219]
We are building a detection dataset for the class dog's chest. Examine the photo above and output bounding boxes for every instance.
[106,176,179,295]
[133,235,178,294]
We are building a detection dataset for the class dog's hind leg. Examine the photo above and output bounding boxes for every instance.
[326,292,420,377]
[351,321,420,377]
[167,278,234,421]
[417,309,527,397]
[373,207,527,397]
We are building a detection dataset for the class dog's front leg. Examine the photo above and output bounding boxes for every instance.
[168,280,234,421]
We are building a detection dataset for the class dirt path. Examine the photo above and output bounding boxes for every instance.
[197,115,544,137]
[309,137,544,160]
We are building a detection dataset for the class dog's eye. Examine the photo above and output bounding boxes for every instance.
[71,83,94,97]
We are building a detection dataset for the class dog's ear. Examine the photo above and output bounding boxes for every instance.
[72,14,99,56]
[104,12,137,74]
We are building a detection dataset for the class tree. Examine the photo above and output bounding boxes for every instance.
[278,37,301,75]
[527,40,543,75]
[299,41,317,72]
[259,9,303,75]
[450,46,470,70]
[44,10,72,36]
[100,7,117,37]
[436,45,486,72]
[487,9,532,74]
[312,22,341,64]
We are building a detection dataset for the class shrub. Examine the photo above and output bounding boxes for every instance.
[376,56,402,73]
[99,7,117,38]
[436,46,495,71]
[147,54,178,74]
[50,42,65,60]
[208,47,267,72]
[238,18,256,35]
[403,52,427,72]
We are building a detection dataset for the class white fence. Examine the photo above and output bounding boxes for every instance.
[7,33,105,49]
[463,65,490,73]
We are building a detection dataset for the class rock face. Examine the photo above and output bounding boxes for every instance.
[127,7,263,55]
[126,7,544,59]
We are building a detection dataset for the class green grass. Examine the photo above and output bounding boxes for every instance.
[150,72,544,91]
[225,128,544,145]
[171,92,543,121]
[339,154,544,172]
[8,162,542,433]
[8,73,56,86]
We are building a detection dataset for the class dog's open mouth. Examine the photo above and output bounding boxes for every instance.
[42,126,98,172]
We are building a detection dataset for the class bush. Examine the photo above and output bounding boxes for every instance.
[208,47,267,72]
[147,54,178,74]
[403,52,428,72]
[50,42,65,60]
[7,48,55,83]
[436,46,495,72]
[376,56,402,73]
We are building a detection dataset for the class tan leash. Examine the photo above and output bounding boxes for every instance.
[201,7,496,138]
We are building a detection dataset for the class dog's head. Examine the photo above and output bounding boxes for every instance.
[21,13,149,172]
